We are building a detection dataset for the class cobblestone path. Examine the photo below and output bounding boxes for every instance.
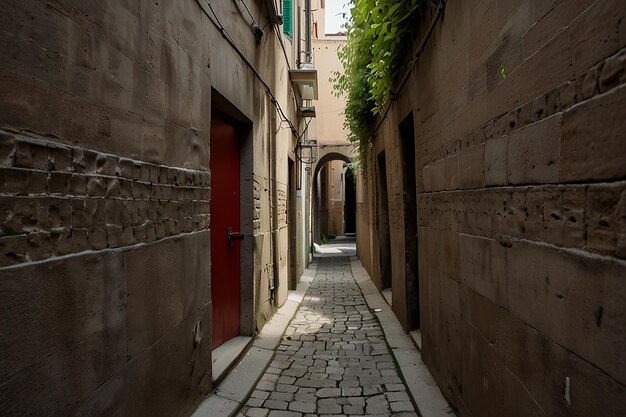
[238,256,418,417]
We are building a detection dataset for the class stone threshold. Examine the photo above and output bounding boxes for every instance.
[350,256,453,417]
[212,336,254,386]
[191,263,317,417]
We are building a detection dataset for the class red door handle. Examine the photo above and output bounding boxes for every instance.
[227,227,244,247]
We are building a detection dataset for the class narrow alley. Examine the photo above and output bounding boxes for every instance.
[239,252,416,417]
[1,1,625,416]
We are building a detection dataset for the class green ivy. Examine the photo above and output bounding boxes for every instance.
[333,0,423,158]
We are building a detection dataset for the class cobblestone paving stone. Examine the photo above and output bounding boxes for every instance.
[238,256,418,417]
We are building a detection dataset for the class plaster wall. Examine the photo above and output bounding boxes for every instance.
[310,38,348,144]
[0,0,303,415]
[357,1,626,415]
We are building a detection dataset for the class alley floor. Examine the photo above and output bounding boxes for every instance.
[237,254,418,417]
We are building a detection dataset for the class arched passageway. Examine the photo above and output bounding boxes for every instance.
[310,145,357,245]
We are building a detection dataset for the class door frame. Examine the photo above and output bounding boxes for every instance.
[210,89,254,341]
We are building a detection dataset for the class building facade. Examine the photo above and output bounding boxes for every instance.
[308,6,355,242]
[0,0,316,415]
[356,1,626,416]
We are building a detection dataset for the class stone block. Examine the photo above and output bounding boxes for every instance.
[522,0,595,58]
[570,0,626,75]
[599,50,626,93]
[430,160,445,192]
[506,240,626,383]
[439,229,460,281]
[580,64,599,100]
[51,228,72,256]
[486,28,575,124]
[586,182,625,257]
[69,174,87,195]
[497,307,626,416]
[560,84,626,182]
[0,234,27,266]
[124,231,210,357]
[87,176,106,196]
[48,171,71,194]
[27,171,48,194]
[526,187,545,240]
[531,95,546,122]
[126,305,211,417]
[439,270,461,320]
[90,227,107,250]
[13,141,34,169]
[484,137,507,186]
[562,186,586,248]
[459,234,507,308]
[460,286,499,344]
[51,145,72,172]
[460,322,503,417]
[508,114,561,185]
[542,186,564,246]
[458,144,485,189]
[0,134,15,166]
[1,167,29,194]
[72,198,89,229]
[559,80,580,109]
[445,155,459,190]
[0,251,126,385]
[544,87,561,117]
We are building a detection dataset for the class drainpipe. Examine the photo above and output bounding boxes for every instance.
[304,0,312,64]
[270,104,280,303]
[297,4,302,67]
[304,0,312,262]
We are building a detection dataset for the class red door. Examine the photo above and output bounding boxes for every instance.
[210,114,241,349]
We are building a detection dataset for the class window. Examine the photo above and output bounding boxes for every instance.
[282,0,293,39]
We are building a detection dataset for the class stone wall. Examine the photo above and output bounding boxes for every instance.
[0,0,300,415]
[357,1,626,415]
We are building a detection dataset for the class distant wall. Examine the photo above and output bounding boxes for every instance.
[357,1,626,415]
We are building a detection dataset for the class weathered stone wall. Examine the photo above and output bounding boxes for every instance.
[357,1,626,415]
[0,0,299,415]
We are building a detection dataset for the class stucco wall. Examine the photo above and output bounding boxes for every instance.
[357,1,626,415]
[0,0,301,415]
[310,38,348,145]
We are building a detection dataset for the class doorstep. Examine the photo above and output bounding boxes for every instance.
[212,336,254,385]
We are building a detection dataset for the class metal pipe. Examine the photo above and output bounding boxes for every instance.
[297,4,302,67]
[305,0,311,63]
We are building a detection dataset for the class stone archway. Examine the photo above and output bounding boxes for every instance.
[309,143,357,244]
[311,143,358,181]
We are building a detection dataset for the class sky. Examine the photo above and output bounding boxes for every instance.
[324,0,351,34]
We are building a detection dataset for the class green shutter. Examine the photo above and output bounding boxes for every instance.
[283,0,293,39]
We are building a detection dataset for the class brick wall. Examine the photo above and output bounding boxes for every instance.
[357,1,626,415]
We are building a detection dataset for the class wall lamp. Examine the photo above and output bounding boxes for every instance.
[297,139,318,164]
[289,63,318,101]
[299,106,316,118]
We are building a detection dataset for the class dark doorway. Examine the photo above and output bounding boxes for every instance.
[288,158,297,290]
[400,112,420,330]
[344,165,356,234]
[210,114,241,349]
[377,152,392,291]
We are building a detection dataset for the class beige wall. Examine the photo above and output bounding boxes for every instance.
[357,1,626,416]
[309,5,351,239]
[310,38,349,144]
[0,0,305,415]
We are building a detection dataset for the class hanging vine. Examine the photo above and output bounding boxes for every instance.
[333,0,424,158]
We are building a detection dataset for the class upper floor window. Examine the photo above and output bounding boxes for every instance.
[283,0,293,39]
